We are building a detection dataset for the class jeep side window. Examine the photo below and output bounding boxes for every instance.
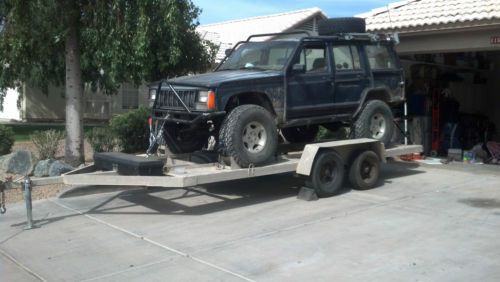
[332,45,361,71]
[295,44,327,73]
[366,45,397,69]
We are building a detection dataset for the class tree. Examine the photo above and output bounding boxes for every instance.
[0,0,216,165]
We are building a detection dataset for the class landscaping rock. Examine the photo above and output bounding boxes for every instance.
[48,161,75,177]
[4,150,37,175]
[34,159,56,177]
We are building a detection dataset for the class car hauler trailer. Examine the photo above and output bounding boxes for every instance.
[62,139,422,198]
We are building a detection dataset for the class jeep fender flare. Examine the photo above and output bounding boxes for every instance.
[353,87,392,118]
[222,92,276,116]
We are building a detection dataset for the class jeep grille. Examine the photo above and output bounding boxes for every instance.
[157,89,197,109]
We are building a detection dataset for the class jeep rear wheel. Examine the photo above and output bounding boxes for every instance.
[282,125,319,143]
[219,105,278,167]
[353,100,394,145]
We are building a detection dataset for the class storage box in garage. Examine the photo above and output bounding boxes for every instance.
[448,148,463,161]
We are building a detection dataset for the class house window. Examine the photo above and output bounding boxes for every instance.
[366,45,397,69]
[121,83,138,109]
[333,45,361,71]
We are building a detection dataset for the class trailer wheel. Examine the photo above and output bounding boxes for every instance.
[348,150,380,190]
[307,150,345,197]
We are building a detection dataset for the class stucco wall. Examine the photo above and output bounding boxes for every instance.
[23,83,150,121]
[397,27,500,55]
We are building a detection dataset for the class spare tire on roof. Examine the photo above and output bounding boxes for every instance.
[318,17,366,35]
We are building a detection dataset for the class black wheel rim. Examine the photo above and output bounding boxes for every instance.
[360,158,376,182]
[319,162,337,186]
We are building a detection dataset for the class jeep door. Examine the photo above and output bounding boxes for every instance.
[286,42,334,118]
[331,44,370,114]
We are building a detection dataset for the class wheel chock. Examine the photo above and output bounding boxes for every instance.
[297,187,318,201]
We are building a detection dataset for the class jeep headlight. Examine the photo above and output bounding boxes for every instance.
[149,88,157,100]
[198,91,209,103]
[196,90,216,110]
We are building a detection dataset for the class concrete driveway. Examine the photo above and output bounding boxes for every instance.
[1,162,500,281]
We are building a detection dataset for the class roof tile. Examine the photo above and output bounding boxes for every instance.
[357,0,500,31]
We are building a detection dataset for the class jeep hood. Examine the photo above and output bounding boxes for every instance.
[167,70,282,88]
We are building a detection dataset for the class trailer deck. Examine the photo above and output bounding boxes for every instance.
[62,139,422,190]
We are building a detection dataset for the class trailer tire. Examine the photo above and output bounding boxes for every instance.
[219,105,278,168]
[307,150,345,197]
[354,100,394,145]
[348,150,380,190]
[281,125,319,143]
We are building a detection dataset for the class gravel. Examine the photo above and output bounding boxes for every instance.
[1,140,95,204]
[4,184,68,204]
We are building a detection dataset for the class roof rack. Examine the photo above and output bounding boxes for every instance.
[247,31,399,44]
[246,31,312,41]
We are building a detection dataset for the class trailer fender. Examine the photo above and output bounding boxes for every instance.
[296,138,384,176]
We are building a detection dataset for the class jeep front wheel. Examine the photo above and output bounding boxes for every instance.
[219,105,278,167]
[353,100,394,145]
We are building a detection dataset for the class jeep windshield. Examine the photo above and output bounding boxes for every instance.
[218,41,297,71]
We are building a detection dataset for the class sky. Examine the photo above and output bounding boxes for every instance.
[192,0,395,25]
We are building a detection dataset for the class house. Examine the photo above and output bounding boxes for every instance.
[197,7,327,62]
[0,83,150,122]
[357,0,500,151]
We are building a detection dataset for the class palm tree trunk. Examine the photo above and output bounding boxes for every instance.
[64,13,84,166]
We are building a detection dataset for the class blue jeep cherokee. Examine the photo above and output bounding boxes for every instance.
[149,18,405,167]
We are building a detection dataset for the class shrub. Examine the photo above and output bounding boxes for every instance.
[316,126,334,141]
[30,129,65,159]
[109,107,149,153]
[85,127,119,153]
[316,126,350,141]
[0,125,15,155]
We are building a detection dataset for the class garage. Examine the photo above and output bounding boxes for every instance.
[359,0,500,163]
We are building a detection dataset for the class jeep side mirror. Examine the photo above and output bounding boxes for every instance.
[225,49,233,57]
[292,64,305,73]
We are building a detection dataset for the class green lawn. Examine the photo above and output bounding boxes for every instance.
[4,124,103,142]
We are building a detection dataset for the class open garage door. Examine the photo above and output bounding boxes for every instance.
[400,49,500,164]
